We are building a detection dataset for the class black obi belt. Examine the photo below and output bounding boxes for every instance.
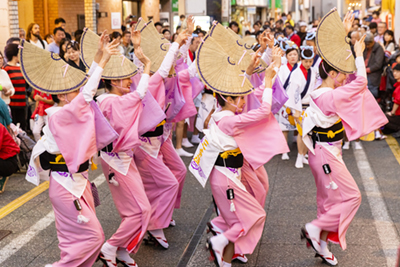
[39,151,89,173]
[214,148,243,168]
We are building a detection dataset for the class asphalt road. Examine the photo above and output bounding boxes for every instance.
[0,136,400,267]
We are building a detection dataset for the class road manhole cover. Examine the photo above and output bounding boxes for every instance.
[0,230,12,241]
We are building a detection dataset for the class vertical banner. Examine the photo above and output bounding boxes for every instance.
[172,0,179,12]
[222,0,229,18]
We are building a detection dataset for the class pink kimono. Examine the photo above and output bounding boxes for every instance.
[209,92,289,254]
[97,75,155,253]
[308,69,388,249]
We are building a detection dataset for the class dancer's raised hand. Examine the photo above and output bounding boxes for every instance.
[354,34,366,57]
[343,11,355,34]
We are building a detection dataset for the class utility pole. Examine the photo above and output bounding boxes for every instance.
[271,0,276,19]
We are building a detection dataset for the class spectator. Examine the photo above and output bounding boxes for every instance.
[362,16,370,27]
[26,23,47,49]
[369,22,377,35]
[0,123,20,192]
[375,22,387,44]
[178,14,185,26]
[54,17,72,39]
[229,21,239,34]
[384,64,400,137]
[253,21,262,33]
[371,11,382,24]
[31,88,54,141]
[383,30,396,54]
[275,19,284,31]
[285,25,301,47]
[285,12,294,26]
[3,44,28,131]
[44,34,54,44]
[19,28,26,40]
[154,22,163,33]
[171,33,178,42]
[120,31,133,58]
[244,30,251,36]
[360,25,369,35]
[58,38,68,61]
[66,41,86,72]
[351,31,361,46]
[312,19,319,28]
[110,31,124,54]
[281,13,287,23]
[74,29,84,44]
[353,18,360,26]
[298,21,308,44]
[363,32,385,98]
[176,25,181,34]
[0,61,15,105]
[0,98,11,127]
[163,29,171,41]
[47,27,66,54]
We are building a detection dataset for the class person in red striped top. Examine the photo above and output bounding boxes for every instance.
[3,43,28,131]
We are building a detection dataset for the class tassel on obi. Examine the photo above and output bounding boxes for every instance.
[325,181,338,190]
[108,172,119,187]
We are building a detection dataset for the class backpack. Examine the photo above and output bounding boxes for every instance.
[16,131,36,169]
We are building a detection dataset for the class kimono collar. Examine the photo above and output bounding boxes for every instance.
[287,62,295,71]
[300,64,309,80]
[212,109,234,122]
[311,86,333,99]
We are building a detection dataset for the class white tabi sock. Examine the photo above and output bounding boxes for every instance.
[101,241,118,257]
[222,261,232,267]
[320,240,330,255]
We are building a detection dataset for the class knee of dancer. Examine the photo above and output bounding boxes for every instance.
[142,201,152,221]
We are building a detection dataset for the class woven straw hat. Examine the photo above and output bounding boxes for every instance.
[242,36,257,46]
[135,19,175,76]
[207,22,267,74]
[316,9,356,74]
[80,28,138,79]
[197,33,253,96]
[19,40,87,94]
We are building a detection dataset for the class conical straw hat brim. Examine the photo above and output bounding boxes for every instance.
[80,28,138,79]
[242,36,257,46]
[135,19,176,76]
[206,23,267,74]
[197,34,253,96]
[19,40,87,94]
[316,9,356,74]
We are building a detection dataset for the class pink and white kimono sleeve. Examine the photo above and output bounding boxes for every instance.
[314,75,388,140]
[49,94,98,174]
[218,100,289,169]
[99,91,143,153]
[171,69,197,122]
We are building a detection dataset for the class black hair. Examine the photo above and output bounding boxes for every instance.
[59,38,67,59]
[300,49,313,60]
[319,60,339,80]
[384,30,396,47]
[262,25,271,30]
[154,22,163,27]
[274,31,284,38]
[369,22,377,29]
[393,64,400,72]
[176,25,181,31]
[255,30,263,38]
[53,27,65,35]
[51,94,60,103]
[254,20,262,26]
[180,14,186,19]
[354,18,360,23]
[103,79,112,91]
[6,37,20,45]
[286,25,294,31]
[276,19,284,25]
[110,31,122,40]
[122,31,131,37]
[216,94,238,107]
[372,11,380,16]
[229,21,239,28]
[286,47,298,56]
[245,30,251,36]
[4,43,19,61]
[55,18,66,25]
[44,34,53,43]
[281,13,287,17]
[162,29,170,34]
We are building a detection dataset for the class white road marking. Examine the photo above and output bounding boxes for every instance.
[0,174,105,265]
[352,143,400,267]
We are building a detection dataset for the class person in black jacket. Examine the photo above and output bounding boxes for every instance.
[363,32,385,98]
